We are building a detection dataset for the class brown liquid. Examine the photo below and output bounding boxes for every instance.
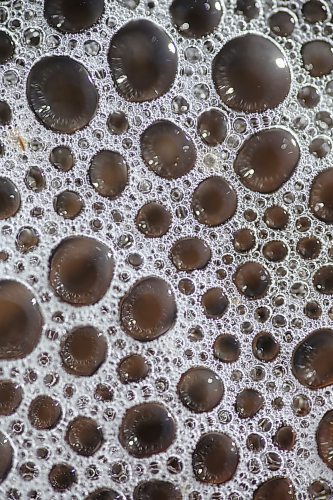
[107,111,129,135]
[119,402,176,458]
[27,56,98,133]
[274,426,296,451]
[49,463,77,492]
[297,236,321,259]
[297,85,320,108]
[264,206,288,229]
[0,101,11,125]
[0,280,43,360]
[0,31,14,64]
[269,10,296,37]
[202,287,228,318]
[50,146,74,172]
[170,0,222,38]
[136,202,171,238]
[253,478,295,499]
[28,395,62,430]
[15,227,39,253]
[313,265,333,294]
[117,354,149,384]
[44,0,104,33]
[25,166,46,192]
[304,301,322,319]
[0,177,20,220]
[120,277,177,341]
[49,236,114,306]
[234,262,270,299]
[302,0,328,23]
[317,410,333,470]
[197,108,228,146]
[0,432,13,484]
[61,326,107,377]
[86,489,122,500]
[252,332,280,362]
[170,237,211,271]
[234,128,300,193]
[262,240,288,262]
[309,168,333,222]
[191,176,237,226]
[212,34,291,113]
[213,334,240,363]
[54,190,83,219]
[236,0,260,20]
[302,41,333,77]
[233,228,255,252]
[292,328,333,389]
[192,432,239,484]
[235,388,264,418]
[141,120,196,179]
[177,367,223,413]
[108,20,178,102]
[66,416,103,456]
[0,380,22,416]
[89,150,128,199]
[134,480,182,500]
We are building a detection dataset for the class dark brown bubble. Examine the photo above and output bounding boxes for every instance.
[170,237,211,271]
[27,56,98,133]
[234,128,300,193]
[233,228,255,253]
[293,394,311,416]
[0,101,11,125]
[86,488,123,500]
[213,334,240,363]
[49,236,114,306]
[252,332,280,362]
[302,0,328,23]
[202,288,228,319]
[292,328,333,389]
[234,262,270,299]
[0,280,43,360]
[141,120,196,179]
[89,150,128,199]
[192,432,239,484]
[309,481,331,500]
[313,266,333,294]
[0,380,22,416]
[262,240,288,262]
[170,0,222,38]
[309,136,331,158]
[25,166,46,192]
[197,108,228,146]
[16,227,39,254]
[178,278,195,295]
[49,463,77,492]
[66,416,103,457]
[60,326,107,376]
[134,480,182,500]
[44,0,104,33]
[120,277,177,341]
[253,478,296,500]
[304,301,322,320]
[28,396,62,430]
[269,10,296,37]
[212,34,291,113]
[119,402,176,458]
[317,410,333,470]
[246,433,265,452]
[297,236,321,259]
[192,176,237,226]
[50,146,74,172]
[0,432,13,484]
[264,206,288,229]
[177,367,223,413]
[235,388,264,418]
[108,20,178,102]
[136,202,171,238]
[236,0,260,20]
[0,31,14,64]
[296,216,311,232]
[117,354,149,384]
[94,383,113,402]
[297,85,320,108]
[302,41,333,77]
[107,111,129,135]
[309,168,333,222]
[0,178,20,220]
[274,425,296,451]
[54,190,83,219]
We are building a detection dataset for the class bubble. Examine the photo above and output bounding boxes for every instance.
[66,416,103,457]
[136,202,172,238]
[308,480,332,500]
[202,287,228,319]
[234,128,300,193]
[49,236,114,306]
[309,136,331,158]
[235,388,264,418]
[28,396,62,430]
[301,40,333,77]
[0,380,22,416]
[0,31,14,64]
[15,227,39,253]
[60,326,107,376]
[304,301,322,319]
[192,432,239,484]
[262,240,288,262]
[119,402,176,458]
[213,334,240,363]
[89,150,128,199]
[177,367,223,413]
[0,178,20,220]
[292,394,311,416]
[234,262,270,299]
[169,0,223,38]
[302,0,329,24]
[233,229,255,253]
[252,332,280,362]
[263,206,288,229]
[192,176,237,226]
[86,488,123,500]
[107,111,129,135]
[316,410,333,470]
[108,20,178,102]
[297,85,320,108]
[54,190,83,219]
[120,277,176,341]
[274,425,296,451]
[141,120,196,179]
[309,169,333,223]
[49,463,77,492]
[0,101,11,125]
[0,432,13,484]
[117,354,149,384]
[27,56,98,133]
[297,236,321,259]
[44,0,104,33]
[94,384,113,402]
[49,146,74,172]
[269,10,296,37]
[253,478,295,499]
[197,108,228,146]
[313,266,333,294]
[212,34,291,113]
[235,0,260,20]
[170,237,211,271]
[133,480,182,499]
[246,433,265,452]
